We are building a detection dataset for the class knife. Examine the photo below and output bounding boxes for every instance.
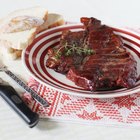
[0,78,39,128]
[0,65,49,107]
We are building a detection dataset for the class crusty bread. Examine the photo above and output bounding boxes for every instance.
[38,13,65,32]
[0,6,48,59]
[0,6,48,25]
[0,7,64,60]
[0,28,37,59]
[0,6,48,45]
[1,46,24,60]
[0,28,37,49]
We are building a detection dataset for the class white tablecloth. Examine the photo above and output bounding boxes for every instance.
[0,0,140,140]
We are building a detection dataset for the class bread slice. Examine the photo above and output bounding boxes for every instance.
[0,28,37,59]
[0,7,48,59]
[0,9,64,59]
[1,46,26,60]
[0,6,48,26]
[0,28,37,49]
[38,13,65,32]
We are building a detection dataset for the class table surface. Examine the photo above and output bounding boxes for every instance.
[0,0,140,140]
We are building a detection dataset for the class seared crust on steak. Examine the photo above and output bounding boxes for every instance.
[46,17,137,91]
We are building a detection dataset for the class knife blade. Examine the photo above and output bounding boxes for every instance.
[0,66,49,107]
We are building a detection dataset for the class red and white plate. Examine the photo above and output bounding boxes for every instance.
[22,24,140,98]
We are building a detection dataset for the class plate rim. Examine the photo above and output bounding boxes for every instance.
[22,23,140,98]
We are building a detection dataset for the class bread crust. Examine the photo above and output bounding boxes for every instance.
[0,8,64,59]
[38,18,65,33]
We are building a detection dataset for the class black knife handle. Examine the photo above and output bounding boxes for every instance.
[0,85,39,128]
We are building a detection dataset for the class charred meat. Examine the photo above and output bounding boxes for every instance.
[46,17,137,91]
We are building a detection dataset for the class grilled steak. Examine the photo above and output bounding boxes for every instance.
[46,17,137,91]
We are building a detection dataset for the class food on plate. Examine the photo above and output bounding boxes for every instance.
[46,17,137,91]
[0,7,64,59]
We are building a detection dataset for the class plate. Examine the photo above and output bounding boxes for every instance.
[22,24,140,98]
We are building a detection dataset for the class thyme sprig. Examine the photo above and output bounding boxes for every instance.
[65,43,94,56]
[54,42,94,59]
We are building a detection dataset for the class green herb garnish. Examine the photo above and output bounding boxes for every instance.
[65,42,94,56]
[54,42,94,59]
